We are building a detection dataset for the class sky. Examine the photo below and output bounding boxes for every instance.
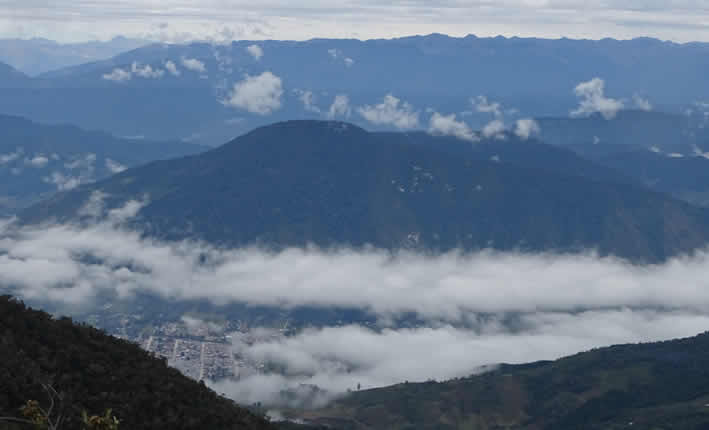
[2,0,709,43]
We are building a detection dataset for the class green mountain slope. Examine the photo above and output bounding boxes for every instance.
[295,332,709,429]
[21,120,709,262]
[0,296,275,430]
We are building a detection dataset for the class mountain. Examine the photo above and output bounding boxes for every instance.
[21,121,709,262]
[0,115,206,216]
[294,332,709,429]
[0,37,149,76]
[0,61,29,88]
[0,295,275,430]
[3,35,709,144]
[537,110,706,149]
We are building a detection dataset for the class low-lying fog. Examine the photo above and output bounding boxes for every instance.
[3,199,709,407]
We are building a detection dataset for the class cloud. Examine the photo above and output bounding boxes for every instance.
[571,78,625,120]
[482,119,506,139]
[246,44,264,60]
[6,1,709,45]
[294,89,321,113]
[24,155,49,168]
[222,71,284,115]
[105,158,127,174]
[327,48,355,67]
[633,93,653,111]
[212,310,709,407]
[357,94,419,129]
[514,118,541,140]
[42,172,83,191]
[327,94,351,119]
[473,96,503,118]
[0,148,23,165]
[181,57,207,73]
[428,112,478,142]
[131,62,164,78]
[102,68,131,82]
[164,60,181,76]
[7,213,709,406]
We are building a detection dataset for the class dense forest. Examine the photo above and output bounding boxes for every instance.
[0,295,276,430]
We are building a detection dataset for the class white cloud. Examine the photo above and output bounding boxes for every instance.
[7,214,709,406]
[222,71,284,115]
[0,148,24,165]
[164,60,181,76]
[571,78,625,120]
[327,94,351,119]
[482,119,506,139]
[473,95,503,118]
[181,57,207,73]
[25,155,49,168]
[131,62,164,79]
[327,48,340,59]
[344,58,355,67]
[42,172,83,191]
[213,310,709,406]
[633,93,653,111]
[105,158,127,174]
[294,89,321,113]
[102,68,131,82]
[246,44,264,60]
[514,118,541,140]
[428,112,478,142]
[358,94,419,129]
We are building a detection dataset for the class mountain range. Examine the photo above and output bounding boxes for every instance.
[0,114,205,215]
[293,331,709,429]
[0,37,149,76]
[22,120,709,262]
[2,35,709,144]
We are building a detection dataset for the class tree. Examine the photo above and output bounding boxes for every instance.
[0,385,64,430]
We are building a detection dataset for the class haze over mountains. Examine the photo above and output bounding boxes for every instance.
[0,36,149,76]
[0,115,205,215]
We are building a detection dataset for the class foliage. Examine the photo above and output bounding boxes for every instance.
[0,296,277,430]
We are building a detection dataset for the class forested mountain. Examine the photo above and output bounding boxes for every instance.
[295,332,709,429]
[22,120,709,262]
[0,295,275,430]
[0,115,205,215]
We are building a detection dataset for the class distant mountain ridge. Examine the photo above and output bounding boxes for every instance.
[3,34,709,144]
[294,331,709,429]
[0,114,206,216]
[22,120,709,262]
[0,36,149,76]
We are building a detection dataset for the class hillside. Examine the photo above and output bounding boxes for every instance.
[22,120,709,262]
[0,295,275,430]
[0,115,205,215]
[0,61,29,88]
[294,332,709,429]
